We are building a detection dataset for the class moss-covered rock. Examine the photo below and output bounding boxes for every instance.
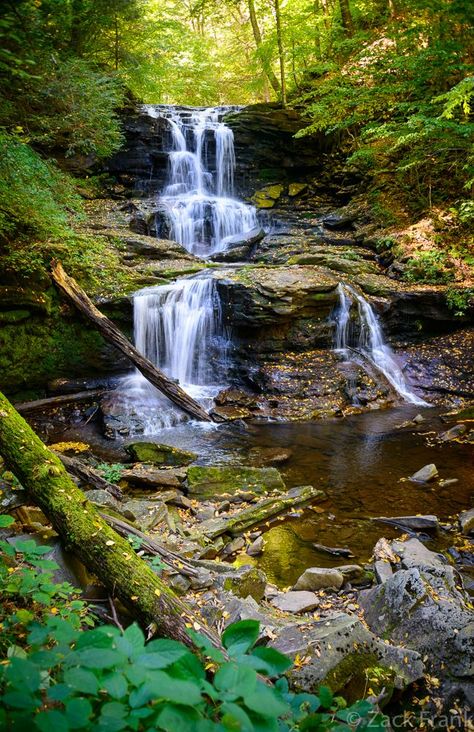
[223,567,267,602]
[126,442,197,467]
[252,184,284,208]
[186,465,285,500]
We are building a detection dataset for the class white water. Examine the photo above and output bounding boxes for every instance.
[334,283,428,406]
[121,275,229,433]
[145,105,257,257]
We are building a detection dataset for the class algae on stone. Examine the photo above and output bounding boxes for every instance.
[186,465,285,499]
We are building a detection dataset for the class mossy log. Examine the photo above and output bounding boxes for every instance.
[0,390,220,648]
[51,261,211,423]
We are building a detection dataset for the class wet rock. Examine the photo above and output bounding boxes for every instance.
[120,465,185,489]
[125,442,197,467]
[322,213,355,230]
[186,465,285,500]
[294,567,344,591]
[459,508,474,536]
[288,183,307,197]
[374,515,439,532]
[252,184,284,208]
[0,480,26,511]
[312,543,354,558]
[121,499,167,532]
[199,485,324,539]
[413,414,425,424]
[223,567,267,603]
[169,573,191,595]
[439,478,459,488]
[360,553,474,679]
[211,227,265,261]
[391,537,447,570]
[209,405,253,421]
[247,535,265,556]
[248,447,292,466]
[214,388,258,408]
[374,560,393,584]
[271,613,423,696]
[409,463,438,482]
[336,565,366,584]
[85,489,122,512]
[271,590,319,614]
[439,423,467,442]
[221,536,246,557]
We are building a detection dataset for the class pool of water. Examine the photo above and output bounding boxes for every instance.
[42,405,473,586]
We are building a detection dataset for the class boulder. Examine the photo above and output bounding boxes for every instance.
[120,465,185,489]
[271,591,319,614]
[373,515,439,532]
[84,489,122,513]
[293,567,344,591]
[219,226,265,251]
[121,499,167,532]
[125,442,197,467]
[247,535,265,556]
[374,560,393,584]
[409,463,438,482]
[322,213,355,230]
[459,508,474,536]
[186,465,285,500]
[288,183,308,197]
[439,423,467,442]
[360,539,474,679]
[270,613,423,696]
[252,185,284,208]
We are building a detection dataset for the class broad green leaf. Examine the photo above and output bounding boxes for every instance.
[123,623,145,651]
[0,514,15,527]
[214,663,257,699]
[5,657,41,693]
[102,672,128,699]
[221,701,254,731]
[222,620,260,655]
[64,667,100,695]
[130,673,202,708]
[244,684,289,718]
[36,710,70,732]
[155,703,200,732]
[65,698,93,729]
[318,686,333,709]
[247,647,292,676]
[1,690,38,711]
[73,648,122,669]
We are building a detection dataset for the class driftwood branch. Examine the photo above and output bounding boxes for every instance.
[50,261,211,423]
[15,390,105,414]
[0,390,221,649]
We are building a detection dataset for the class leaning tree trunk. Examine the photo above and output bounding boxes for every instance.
[0,391,220,649]
[274,0,287,108]
[51,261,211,423]
[248,0,281,96]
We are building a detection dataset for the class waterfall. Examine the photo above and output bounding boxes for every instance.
[121,275,229,433]
[334,283,428,406]
[144,105,257,257]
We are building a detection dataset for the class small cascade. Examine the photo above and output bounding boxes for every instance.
[145,105,258,257]
[334,283,428,406]
[122,275,229,433]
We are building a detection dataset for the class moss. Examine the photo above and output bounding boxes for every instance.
[324,652,396,702]
[186,465,285,499]
[126,442,197,467]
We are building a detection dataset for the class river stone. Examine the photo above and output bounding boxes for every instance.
[247,535,264,556]
[126,441,197,467]
[374,560,393,584]
[271,591,319,614]
[121,499,167,531]
[439,423,467,442]
[270,612,423,696]
[409,463,438,482]
[248,447,292,466]
[120,465,184,488]
[252,184,284,208]
[359,562,474,679]
[459,508,474,536]
[374,514,439,531]
[293,567,344,591]
[391,537,447,570]
[336,565,366,583]
[223,567,267,603]
[85,489,122,512]
[186,465,285,499]
[288,182,307,197]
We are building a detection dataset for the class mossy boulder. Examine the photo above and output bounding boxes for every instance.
[252,185,284,208]
[126,442,197,467]
[186,465,285,500]
[223,567,267,603]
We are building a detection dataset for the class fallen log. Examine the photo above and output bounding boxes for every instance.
[51,261,211,423]
[0,390,220,649]
[58,453,124,501]
[15,389,105,414]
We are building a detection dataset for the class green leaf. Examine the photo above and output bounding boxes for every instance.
[2,690,38,711]
[318,686,333,709]
[65,698,93,729]
[123,623,145,651]
[0,514,15,527]
[130,673,202,708]
[221,702,254,731]
[35,709,70,732]
[73,648,122,669]
[214,663,257,699]
[222,620,260,655]
[5,657,41,693]
[155,703,201,732]
[64,667,99,695]
[248,647,292,676]
[102,672,128,699]
[244,685,289,718]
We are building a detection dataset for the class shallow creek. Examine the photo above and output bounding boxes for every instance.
[48,404,473,587]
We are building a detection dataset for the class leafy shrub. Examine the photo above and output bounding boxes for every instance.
[96,463,125,484]
[0,514,387,731]
[445,287,474,317]
[403,251,455,284]
[0,133,82,240]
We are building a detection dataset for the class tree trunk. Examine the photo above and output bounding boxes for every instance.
[15,390,105,414]
[338,0,354,35]
[274,0,287,107]
[248,0,281,96]
[51,262,211,423]
[0,390,221,649]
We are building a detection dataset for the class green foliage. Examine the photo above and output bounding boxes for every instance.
[445,286,474,316]
[403,251,455,284]
[0,517,386,731]
[0,133,82,240]
[96,463,125,484]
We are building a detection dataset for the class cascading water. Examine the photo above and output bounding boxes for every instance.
[145,105,258,257]
[334,283,428,406]
[121,275,229,433]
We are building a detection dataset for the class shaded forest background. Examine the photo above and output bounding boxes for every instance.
[0,0,473,278]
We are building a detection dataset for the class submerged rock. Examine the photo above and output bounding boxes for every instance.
[186,465,285,500]
[223,567,267,603]
[293,567,344,591]
[409,463,438,482]
[459,508,474,536]
[373,514,439,531]
[248,447,292,466]
[126,442,197,467]
[439,423,467,442]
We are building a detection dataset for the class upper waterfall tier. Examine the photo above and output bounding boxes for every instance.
[144,105,258,257]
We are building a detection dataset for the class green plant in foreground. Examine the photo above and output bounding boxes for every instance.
[445,286,474,317]
[0,514,387,731]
